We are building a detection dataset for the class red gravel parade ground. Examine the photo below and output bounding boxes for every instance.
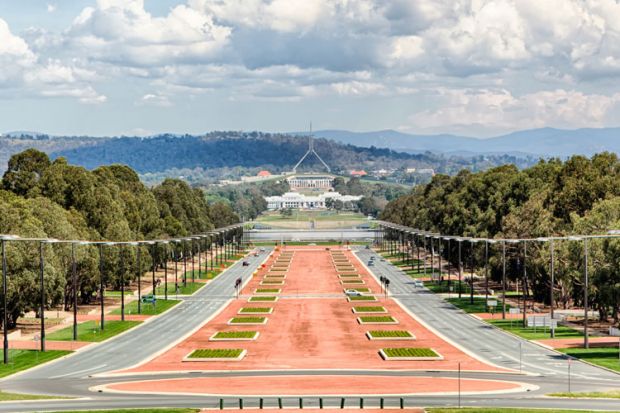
[107,246,526,396]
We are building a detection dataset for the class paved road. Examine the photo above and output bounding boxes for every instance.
[2,245,620,412]
[1,249,272,392]
[355,248,620,382]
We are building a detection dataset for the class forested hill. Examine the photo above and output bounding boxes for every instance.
[48,132,432,174]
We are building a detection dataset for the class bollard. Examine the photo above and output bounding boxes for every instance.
[360,398,364,409]
[400,397,404,409]
[380,398,384,409]
[278,398,283,409]
[299,397,303,409]
[320,398,323,409]
[340,398,345,409]
[259,398,264,409]
[239,398,243,410]
[219,399,224,410]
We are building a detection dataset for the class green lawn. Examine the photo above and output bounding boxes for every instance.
[212,331,257,339]
[249,296,277,302]
[446,297,510,313]
[0,391,69,401]
[106,290,134,297]
[188,349,243,358]
[155,282,204,296]
[559,347,620,372]
[111,299,180,316]
[549,390,620,399]
[47,320,140,342]
[58,409,198,413]
[487,319,582,340]
[353,306,386,313]
[349,296,377,301]
[230,316,266,323]
[359,316,396,323]
[239,307,272,313]
[382,348,438,358]
[368,330,413,338]
[0,350,71,379]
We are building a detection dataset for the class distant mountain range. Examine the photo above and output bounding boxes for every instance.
[309,127,620,157]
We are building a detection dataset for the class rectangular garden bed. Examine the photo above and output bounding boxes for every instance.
[265,275,286,279]
[210,331,260,341]
[238,307,273,314]
[260,280,284,285]
[183,348,247,361]
[339,274,361,278]
[358,316,398,324]
[352,306,387,314]
[248,296,279,302]
[228,316,268,325]
[255,288,281,294]
[348,295,377,302]
[379,348,443,361]
[366,330,415,340]
[341,280,365,284]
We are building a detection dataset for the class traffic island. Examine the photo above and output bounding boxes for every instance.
[366,330,416,340]
[348,295,377,302]
[352,306,387,314]
[183,349,247,362]
[357,316,398,325]
[210,331,259,341]
[248,296,279,302]
[379,348,443,361]
[339,274,361,278]
[228,316,268,325]
[238,307,273,314]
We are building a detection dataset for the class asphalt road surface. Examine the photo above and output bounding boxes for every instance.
[1,245,619,412]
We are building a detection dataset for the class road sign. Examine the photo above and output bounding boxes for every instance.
[509,308,520,315]
[487,300,497,307]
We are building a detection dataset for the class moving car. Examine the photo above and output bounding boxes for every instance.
[242,261,250,266]
[345,289,363,297]
[413,279,424,288]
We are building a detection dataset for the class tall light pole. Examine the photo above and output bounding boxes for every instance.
[134,242,141,315]
[458,239,463,299]
[182,239,188,286]
[39,239,59,351]
[583,238,589,349]
[1,236,17,363]
[502,240,507,319]
[470,239,477,305]
[484,240,489,305]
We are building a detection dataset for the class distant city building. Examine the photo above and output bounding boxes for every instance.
[265,191,362,210]
[286,174,335,190]
[257,170,271,177]
[417,168,436,176]
[405,168,417,174]
[350,170,367,177]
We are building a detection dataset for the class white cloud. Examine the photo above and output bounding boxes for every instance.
[139,93,172,107]
[47,4,57,13]
[409,88,620,136]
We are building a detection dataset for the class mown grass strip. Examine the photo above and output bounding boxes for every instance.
[229,317,266,324]
[188,349,244,359]
[368,330,413,338]
[249,296,278,302]
[112,299,180,316]
[349,296,377,301]
[47,320,140,342]
[359,316,397,323]
[382,348,438,358]
[353,306,386,313]
[0,350,71,379]
[255,288,281,293]
[239,307,272,313]
[212,331,257,339]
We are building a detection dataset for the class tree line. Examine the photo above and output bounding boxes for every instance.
[0,149,239,329]
[381,152,620,325]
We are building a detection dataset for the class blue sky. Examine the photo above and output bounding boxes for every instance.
[1,0,620,137]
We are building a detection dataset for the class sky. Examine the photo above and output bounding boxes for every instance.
[1,0,620,138]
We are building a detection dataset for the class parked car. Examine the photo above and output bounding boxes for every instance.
[345,289,363,297]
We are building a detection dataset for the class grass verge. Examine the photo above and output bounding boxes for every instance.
[353,306,386,313]
[212,331,257,339]
[359,316,397,323]
[488,319,582,340]
[349,295,377,301]
[382,348,438,357]
[249,296,277,302]
[111,299,180,316]
[368,330,413,338]
[47,320,140,342]
[559,347,620,372]
[0,350,71,379]
[155,282,204,296]
[548,390,620,399]
[229,317,266,324]
[446,297,510,313]
[239,307,272,313]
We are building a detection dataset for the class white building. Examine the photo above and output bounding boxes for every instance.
[265,191,362,210]
[286,174,335,190]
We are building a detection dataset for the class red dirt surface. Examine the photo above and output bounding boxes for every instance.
[107,375,521,395]
[119,247,510,374]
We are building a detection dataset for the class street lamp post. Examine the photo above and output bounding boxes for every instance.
[447,238,452,291]
[71,243,78,341]
[2,237,10,363]
[484,240,489,306]
[522,241,528,326]
[39,241,46,352]
[183,239,188,286]
[502,241,507,319]
[198,237,202,279]
[584,238,589,349]
[136,243,142,315]
[191,238,196,284]
[470,239,476,305]
[163,242,169,300]
[151,242,157,299]
[119,244,125,322]
[458,239,463,299]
